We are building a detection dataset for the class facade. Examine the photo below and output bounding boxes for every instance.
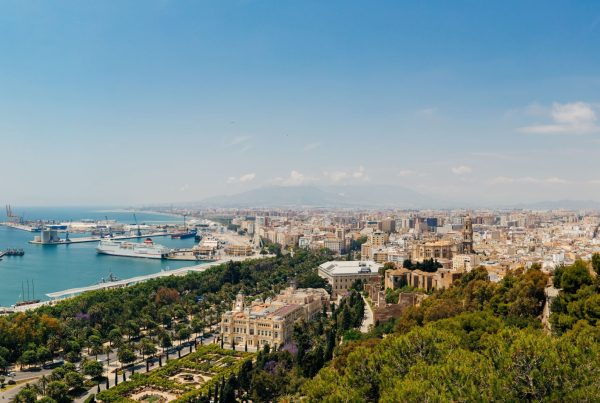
[411,240,456,261]
[379,218,396,234]
[370,231,387,247]
[224,244,254,256]
[318,260,382,297]
[220,287,329,349]
[452,253,481,272]
[324,237,344,254]
[384,267,462,292]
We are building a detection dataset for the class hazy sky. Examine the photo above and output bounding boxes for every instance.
[1,1,599,206]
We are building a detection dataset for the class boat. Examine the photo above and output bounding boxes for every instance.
[14,280,40,307]
[14,299,41,307]
[3,248,25,256]
[96,239,171,259]
[171,228,197,239]
[98,272,120,284]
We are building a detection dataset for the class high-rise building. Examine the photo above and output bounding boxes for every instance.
[380,218,396,234]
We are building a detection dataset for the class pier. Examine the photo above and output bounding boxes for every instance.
[28,232,174,245]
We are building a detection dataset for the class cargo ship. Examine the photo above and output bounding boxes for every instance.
[96,238,171,259]
[171,228,197,239]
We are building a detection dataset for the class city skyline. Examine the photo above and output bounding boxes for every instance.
[1,1,599,205]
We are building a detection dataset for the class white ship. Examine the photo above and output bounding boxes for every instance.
[96,238,170,259]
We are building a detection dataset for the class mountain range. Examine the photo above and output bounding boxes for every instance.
[198,185,447,208]
[189,185,600,210]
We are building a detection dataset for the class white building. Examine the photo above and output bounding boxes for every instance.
[317,260,382,297]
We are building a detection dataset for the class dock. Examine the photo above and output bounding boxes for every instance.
[29,232,174,245]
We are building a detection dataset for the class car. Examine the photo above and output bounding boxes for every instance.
[42,360,64,370]
[7,372,16,377]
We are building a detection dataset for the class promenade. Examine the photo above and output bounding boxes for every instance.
[45,260,225,299]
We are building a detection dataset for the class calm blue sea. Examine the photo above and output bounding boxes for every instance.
[0,207,201,307]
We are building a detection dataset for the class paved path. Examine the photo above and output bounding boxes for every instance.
[360,295,374,333]
[74,334,218,402]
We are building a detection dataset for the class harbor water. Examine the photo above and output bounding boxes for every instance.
[0,208,203,307]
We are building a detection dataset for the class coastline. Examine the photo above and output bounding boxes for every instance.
[0,254,266,314]
[95,208,184,219]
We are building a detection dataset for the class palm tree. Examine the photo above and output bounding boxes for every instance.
[36,375,49,396]
[104,345,112,369]
[91,344,103,361]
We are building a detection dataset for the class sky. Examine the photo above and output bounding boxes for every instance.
[0,0,599,206]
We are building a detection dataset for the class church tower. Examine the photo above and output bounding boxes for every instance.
[463,215,474,254]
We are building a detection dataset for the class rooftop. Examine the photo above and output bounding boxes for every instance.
[318,260,382,276]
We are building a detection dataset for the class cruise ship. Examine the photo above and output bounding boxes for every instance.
[96,239,170,259]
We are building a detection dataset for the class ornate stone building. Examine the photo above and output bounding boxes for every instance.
[220,286,329,349]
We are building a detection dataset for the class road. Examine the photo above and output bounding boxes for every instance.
[0,368,54,401]
[360,295,374,333]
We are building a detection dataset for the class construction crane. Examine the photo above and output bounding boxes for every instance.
[133,213,141,237]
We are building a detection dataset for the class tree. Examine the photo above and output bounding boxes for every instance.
[557,260,592,293]
[36,346,52,366]
[36,375,49,396]
[90,343,103,360]
[87,335,102,355]
[117,348,136,369]
[46,381,69,401]
[221,374,237,403]
[82,360,104,380]
[64,371,84,390]
[191,318,205,336]
[139,339,157,360]
[176,325,192,344]
[159,332,172,354]
[14,386,37,403]
[19,350,38,369]
[238,359,253,391]
[592,253,600,276]
[108,328,122,347]
[124,320,140,341]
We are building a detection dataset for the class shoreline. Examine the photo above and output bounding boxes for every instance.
[95,209,185,219]
[0,254,267,314]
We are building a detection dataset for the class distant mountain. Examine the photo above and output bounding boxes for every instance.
[198,185,442,208]
[507,199,600,210]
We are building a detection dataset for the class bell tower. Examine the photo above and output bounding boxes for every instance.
[463,215,474,254]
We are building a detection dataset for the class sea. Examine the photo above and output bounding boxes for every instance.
[0,207,202,307]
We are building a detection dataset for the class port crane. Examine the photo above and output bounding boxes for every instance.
[5,205,21,223]
[133,213,142,236]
